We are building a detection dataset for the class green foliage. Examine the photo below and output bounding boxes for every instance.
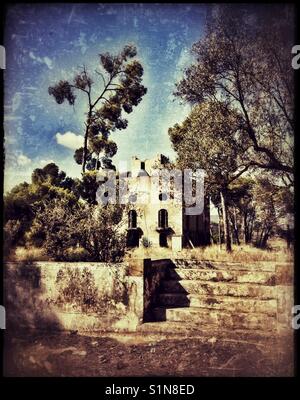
[30,198,79,260]
[226,176,293,248]
[174,4,293,181]
[4,182,35,223]
[29,198,126,262]
[4,219,22,257]
[78,170,100,205]
[169,101,244,193]
[4,163,79,251]
[48,44,147,172]
[141,237,152,248]
[74,204,126,262]
[48,80,76,105]
[4,158,128,259]
[170,6,294,250]
[251,178,291,248]
[24,218,46,248]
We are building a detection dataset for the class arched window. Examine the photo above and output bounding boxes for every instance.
[159,193,167,201]
[158,209,168,229]
[128,210,137,229]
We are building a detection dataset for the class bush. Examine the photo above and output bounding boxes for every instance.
[76,204,127,262]
[141,236,152,248]
[3,219,22,258]
[30,199,78,260]
[31,199,126,262]
[24,218,46,247]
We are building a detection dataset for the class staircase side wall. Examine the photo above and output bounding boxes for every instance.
[4,261,144,333]
[143,259,168,321]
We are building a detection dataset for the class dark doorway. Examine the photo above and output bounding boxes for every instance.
[127,210,139,247]
[127,229,139,247]
[159,232,168,247]
[128,210,137,228]
[158,209,168,229]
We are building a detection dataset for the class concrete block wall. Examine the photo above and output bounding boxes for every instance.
[4,259,294,336]
[141,259,294,335]
[4,261,144,333]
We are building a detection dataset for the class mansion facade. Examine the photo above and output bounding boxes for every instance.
[118,154,210,251]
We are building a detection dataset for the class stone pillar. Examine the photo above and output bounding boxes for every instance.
[127,259,151,327]
[172,235,182,252]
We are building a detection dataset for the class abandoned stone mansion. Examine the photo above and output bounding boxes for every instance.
[115,154,210,251]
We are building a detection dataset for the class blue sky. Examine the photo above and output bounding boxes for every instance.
[4,3,207,191]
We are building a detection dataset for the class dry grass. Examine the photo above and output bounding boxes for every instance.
[10,246,50,262]
[184,244,292,263]
[126,238,293,263]
[10,246,91,262]
[10,238,293,264]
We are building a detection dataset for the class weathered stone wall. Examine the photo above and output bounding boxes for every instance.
[121,177,183,248]
[160,259,294,334]
[4,261,144,333]
[275,264,294,332]
[4,258,294,336]
[143,259,168,321]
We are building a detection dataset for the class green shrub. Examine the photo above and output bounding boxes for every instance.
[4,219,22,258]
[141,236,152,248]
[32,199,126,262]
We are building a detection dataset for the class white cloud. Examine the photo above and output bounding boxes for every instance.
[43,57,53,69]
[39,159,55,166]
[29,51,53,69]
[73,32,88,55]
[4,114,22,122]
[55,131,84,150]
[17,153,32,167]
[12,92,22,112]
[171,47,194,87]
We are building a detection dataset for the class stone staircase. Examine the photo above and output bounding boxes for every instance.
[139,259,281,337]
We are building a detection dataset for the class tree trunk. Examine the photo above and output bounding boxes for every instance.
[218,207,222,250]
[206,196,211,246]
[261,227,271,248]
[230,208,240,245]
[286,224,291,249]
[210,226,216,244]
[243,212,248,244]
[258,226,266,248]
[82,110,92,173]
[220,190,232,252]
[255,228,260,246]
[248,213,254,242]
[95,152,100,171]
[233,207,240,245]
[82,125,89,173]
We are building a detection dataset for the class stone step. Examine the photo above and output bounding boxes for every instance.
[152,307,277,331]
[172,259,276,272]
[138,321,278,340]
[156,293,277,316]
[160,279,276,299]
[167,268,276,285]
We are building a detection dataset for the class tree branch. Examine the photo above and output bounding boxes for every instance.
[235,70,292,173]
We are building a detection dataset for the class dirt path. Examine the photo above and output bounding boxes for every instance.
[3,330,293,377]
